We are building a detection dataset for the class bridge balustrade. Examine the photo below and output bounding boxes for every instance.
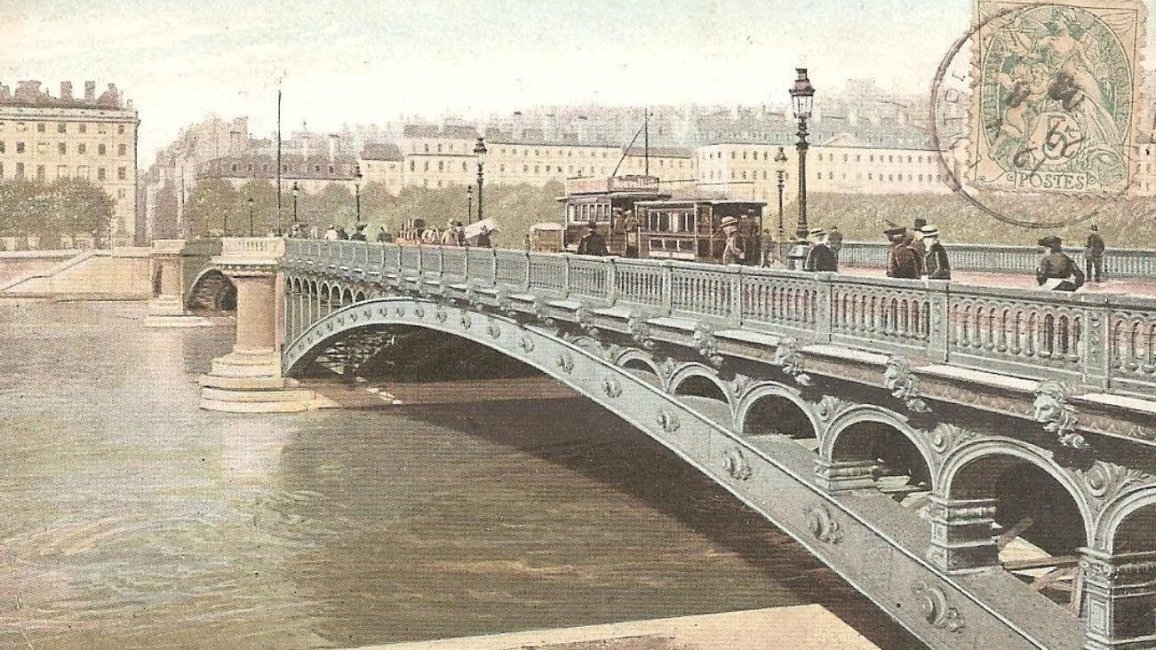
[839,241,1156,278]
[285,240,1156,398]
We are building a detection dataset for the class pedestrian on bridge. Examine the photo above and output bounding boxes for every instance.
[885,226,921,279]
[577,221,608,256]
[919,224,951,281]
[826,225,843,265]
[1036,236,1084,291]
[760,229,776,267]
[803,228,837,272]
[375,226,393,243]
[324,225,339,241]
[1085,224,1105,283]
[335,225,350,240]
[721,216,746,265]
[350,224,368,241]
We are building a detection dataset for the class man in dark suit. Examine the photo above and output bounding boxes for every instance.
[577,221,608,256]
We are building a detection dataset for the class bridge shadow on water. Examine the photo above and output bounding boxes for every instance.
[320,329,924,648]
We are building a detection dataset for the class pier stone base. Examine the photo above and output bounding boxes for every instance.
[199,238,315,413]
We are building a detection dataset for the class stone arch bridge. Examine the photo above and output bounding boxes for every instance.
[199,237,1156,650]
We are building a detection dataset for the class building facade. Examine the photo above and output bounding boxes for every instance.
[0,81,139,242]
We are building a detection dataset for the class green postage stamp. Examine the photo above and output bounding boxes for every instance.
[971,0,1147,194]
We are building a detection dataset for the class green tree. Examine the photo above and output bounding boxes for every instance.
[186,178,240,236]
[238,179,282,236]
[46,178,116,240]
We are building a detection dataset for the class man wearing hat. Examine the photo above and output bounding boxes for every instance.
[826,225,844,265]
[1084,224,1105,283]
[885,225,921,279]
[721,216,746,265]
[577,220,608,256]
[1036,236,1084,291]
[920,224,951,280]
[803,228,837,272]
[910,218,928,260]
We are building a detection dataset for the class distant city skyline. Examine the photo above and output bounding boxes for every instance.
[3,0,1155,156]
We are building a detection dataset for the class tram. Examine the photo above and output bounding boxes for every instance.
[634,199,766,264]
[553,175,670,255]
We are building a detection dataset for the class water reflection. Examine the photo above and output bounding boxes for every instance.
[0,301,917,650]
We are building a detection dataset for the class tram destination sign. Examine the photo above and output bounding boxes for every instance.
[969,0,1147,195]
[565,175,661,195]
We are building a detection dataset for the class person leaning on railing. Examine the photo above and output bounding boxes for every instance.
[1036,235,1085,292]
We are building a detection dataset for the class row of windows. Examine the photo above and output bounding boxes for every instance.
[227,162,344,174]
[0,162,127,182]
[701,150,937,165]
[704,170,790,181]
[0,141,126,156]
[0,121,127,135]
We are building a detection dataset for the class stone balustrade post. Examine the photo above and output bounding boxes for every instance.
[1080,548,1156,649]
[606,257,619,306]
[814,272,833,343]
[926,494,1000,574]
[1078,293,1112,391]
[926,280,950,363]
[561,253,572,298]
[728,266,743,327]
[661,261,674,315]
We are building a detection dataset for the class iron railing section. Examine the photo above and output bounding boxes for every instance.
[280,241,1156,399]
[839,241,1156,278]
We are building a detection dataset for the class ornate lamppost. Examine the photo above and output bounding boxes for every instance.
[291,181,300,229]
[786,68,816,270]
[353,163,363,224]
[473,136,487,223]
[466,185,473,223]
[774,146,788,240]
[247,196,255,236]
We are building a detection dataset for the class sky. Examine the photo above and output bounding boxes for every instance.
[2,0,1154,157]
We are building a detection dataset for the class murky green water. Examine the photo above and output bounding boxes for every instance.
[0,301,916,649]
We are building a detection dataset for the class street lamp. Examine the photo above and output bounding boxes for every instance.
[247,196,254,236]
[291,181,299,228]
[786,68,816,270]
[466,185,473,223]
[774,146,788,240]
[353,163,363,224]
[473,136,487,223]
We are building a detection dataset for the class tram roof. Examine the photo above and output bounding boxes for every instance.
[633,199,767,208]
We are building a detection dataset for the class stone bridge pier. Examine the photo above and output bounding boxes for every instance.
[198,238,314,412]
[145,238,223,327]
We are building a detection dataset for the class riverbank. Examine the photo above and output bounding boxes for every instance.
[365,605,878,649]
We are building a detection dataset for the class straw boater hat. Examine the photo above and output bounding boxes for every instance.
[720,216,738,228]
[1038,235,1062,249]
[884,225,907,241]
[919,224,939,238]
[807,227,826,238]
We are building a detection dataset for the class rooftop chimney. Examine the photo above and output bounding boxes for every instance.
[60,81,73,100]
[84,81,96,101]
[229,130,242,154]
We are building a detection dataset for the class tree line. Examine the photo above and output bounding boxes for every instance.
[0,178,116,245]
[182,178,566,244]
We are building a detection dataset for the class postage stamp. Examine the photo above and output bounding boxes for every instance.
[968,0,1147,195]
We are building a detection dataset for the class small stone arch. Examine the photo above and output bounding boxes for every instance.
[822,405,936,499]
[185,268,236,312]
[1095,485,1156,553]
[735,382,820,445]
[667,364,730,401]
[613,348,663,387]
[353,290,367,303]
[667,363,733,427]
[939,440,1096,547]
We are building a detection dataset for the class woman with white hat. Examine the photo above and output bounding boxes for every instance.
[920,224,951,280]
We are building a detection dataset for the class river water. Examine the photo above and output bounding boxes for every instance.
[0,301,917,649]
